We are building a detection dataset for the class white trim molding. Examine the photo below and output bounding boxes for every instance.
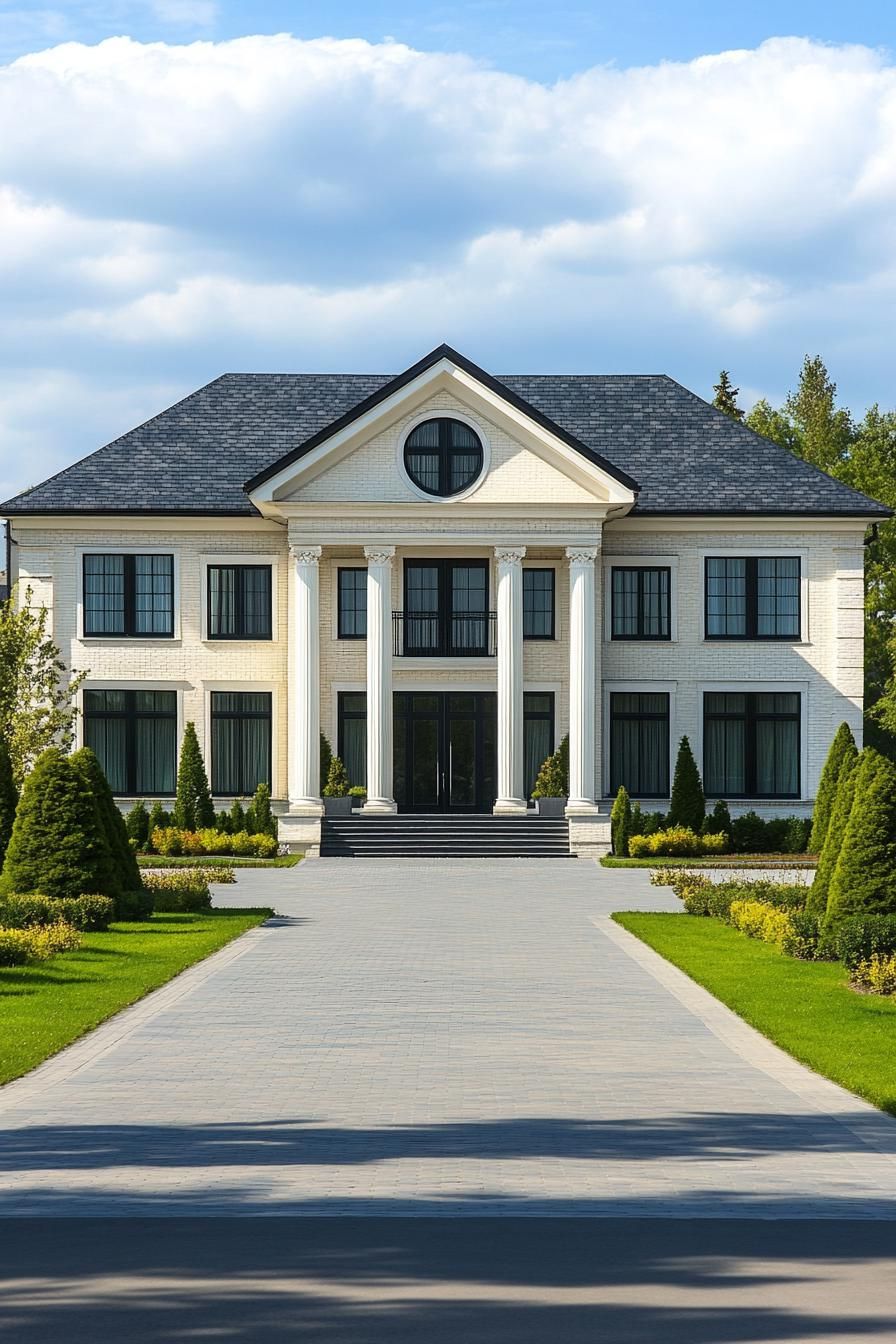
[202,679,282,803]
[76,545,182,643]
[602,552,679,643]
[395,408,491,503]
[698,545,810,645]
[601,679,678,801]
[199,552,281,643]
[696,679,811,804]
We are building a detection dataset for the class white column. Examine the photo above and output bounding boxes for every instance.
[494,545,527,815]
[289,544,322,812]
[566,545,600,812]
[362,545,397,814]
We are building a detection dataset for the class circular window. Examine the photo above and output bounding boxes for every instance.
[403,417,484,498]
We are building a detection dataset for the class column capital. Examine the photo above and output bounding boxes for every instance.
[494,546,526,566]
[289,543,322,565]
[565,545,600,566]
[363,545,396,565]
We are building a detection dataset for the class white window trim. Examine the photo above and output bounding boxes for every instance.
[76,546,181,643]
[200,553,280,643]
[602,553,679,643]
[395,408,492,503]
[697,679,810,804]
[77,680,186,799]
[331,563,367,642]
[602,679,678,801]
[203,680,281,802]
[523,561,561,642]
[699,547,810,644]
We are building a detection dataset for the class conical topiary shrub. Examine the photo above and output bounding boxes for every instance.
[71,747,142,893]
[173,722,215,830]
[146,801,167,850]
[824,748,896,934]
[320,733,333,796]
[229,798,246,833]
[809,722,858,854]
[667,736,705,831]
[323,756,351,797]
[125,799,150,850]
[610,785,632,856]
[251,781,276,838]
[1,747,119,901]
[531,750,566,799]
[806,754,861,920]
[0,736,18,869]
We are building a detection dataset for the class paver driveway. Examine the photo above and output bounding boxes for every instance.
[1,859,895,1217]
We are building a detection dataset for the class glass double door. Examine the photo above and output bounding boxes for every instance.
[394,692,496,813]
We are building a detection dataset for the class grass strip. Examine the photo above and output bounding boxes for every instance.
[601,854,815,869]
[614,912,896,1114]
[138,854,300,869]
[0,909,271,1085]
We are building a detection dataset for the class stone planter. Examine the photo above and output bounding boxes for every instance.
[535,796,568,817]
[323,796,352,817]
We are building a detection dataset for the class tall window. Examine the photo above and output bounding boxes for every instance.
[704,692,800,798]
[338,569,367,638]
[611,567,670,640]
[705,557,800,639]
[609,692,670,797]
[83,689,177,795]
[211,692,272,795]
[83,554,174,637]
[524,692,555,796]
[338,692,367,789]
[402,559,489,656]
[523,569,555,639]
[208,565,272,640]
[403,418,483,497]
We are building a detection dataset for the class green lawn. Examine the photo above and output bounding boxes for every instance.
[0,909,271,1085]
[138,854,300,869]
[601,854,815,869]
[614,912,896,1114]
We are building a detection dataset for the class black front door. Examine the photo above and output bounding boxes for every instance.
[394,692,497,812]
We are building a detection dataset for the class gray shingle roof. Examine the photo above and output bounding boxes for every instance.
[1,352,888,518]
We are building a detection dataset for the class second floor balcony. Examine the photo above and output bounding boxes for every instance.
[393,609,498,658]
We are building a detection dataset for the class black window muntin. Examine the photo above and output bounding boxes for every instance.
[611,566,671,640]
[207,564,273,640]
[83,688,177,795]
[337,568,367,639]
[210,691,272,795]
[523,568,555,640]
[609,692,670,798]
[83,553,174,638]
[703,691,800,799]
[403,417,484,497]
[704,556,800,640]
[402,559,489,656]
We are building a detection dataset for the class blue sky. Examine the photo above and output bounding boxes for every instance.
[1,1,895,502]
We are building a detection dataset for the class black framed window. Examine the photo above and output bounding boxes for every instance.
[524,692,555,796]
[338,691,367,789]
[403,418,483,497]
[83,554,174,637]
[208,565,272,640]
[704,692,800,798]
[523,569,555,639]
[338,569,367,638]
[705,557,800,639]
[210,692,272,795]
[611,567,670,640]
[83,688,177,795]
[402,559,489,656]
[609,692,670,798]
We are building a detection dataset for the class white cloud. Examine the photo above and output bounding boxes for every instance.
[1,32,895,495]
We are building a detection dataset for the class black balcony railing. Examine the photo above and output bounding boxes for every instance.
[393,610,497,657]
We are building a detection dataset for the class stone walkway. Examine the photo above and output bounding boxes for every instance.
[1,859,895,1217]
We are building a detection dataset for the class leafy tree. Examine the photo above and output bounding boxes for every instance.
[320,734,333,796]
[809,723,858,854]
[250,782,276,838]
[172,722,214,830]
[712,370,745,422]
[0,737,18,870]
[610,785,632,856]
[784,354,853,474]
[667,736,705,831]
[0,586,86,788]
[71,747,142,892]
[0,747,119,900]
[806,755,860,920]
[125,799,150,849]
[323,756,351,798]
[745,398,802,454]
[824,748,896,932]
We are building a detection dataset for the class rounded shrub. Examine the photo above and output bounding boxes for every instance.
[835,914,896,971]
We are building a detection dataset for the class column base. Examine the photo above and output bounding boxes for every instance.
[565,801,602,817]
[361,798,398,815]
[288,798,324,817]
[493,798,529,816]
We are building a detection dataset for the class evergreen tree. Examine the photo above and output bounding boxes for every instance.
[0,737,18,869]
[173,722,214,830]
[250,781,276,838]
[215,808,233,835]
[808,723,858,854]
[556,734,569,795]
[712,370,745,422]
[146,801,167,849]
[71,747,142,893]
[323,756,351,797]
[229,799,246,833]
[610,785,632,856]
[667,736,705,830]
[702,798,732,840]
[784,354,853,474]
[806,756,860,920]
[125,799,150,849]
[1,748,118,901]
[531,749,566,799]
[824,749,896,932]
[320,734,333,796]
